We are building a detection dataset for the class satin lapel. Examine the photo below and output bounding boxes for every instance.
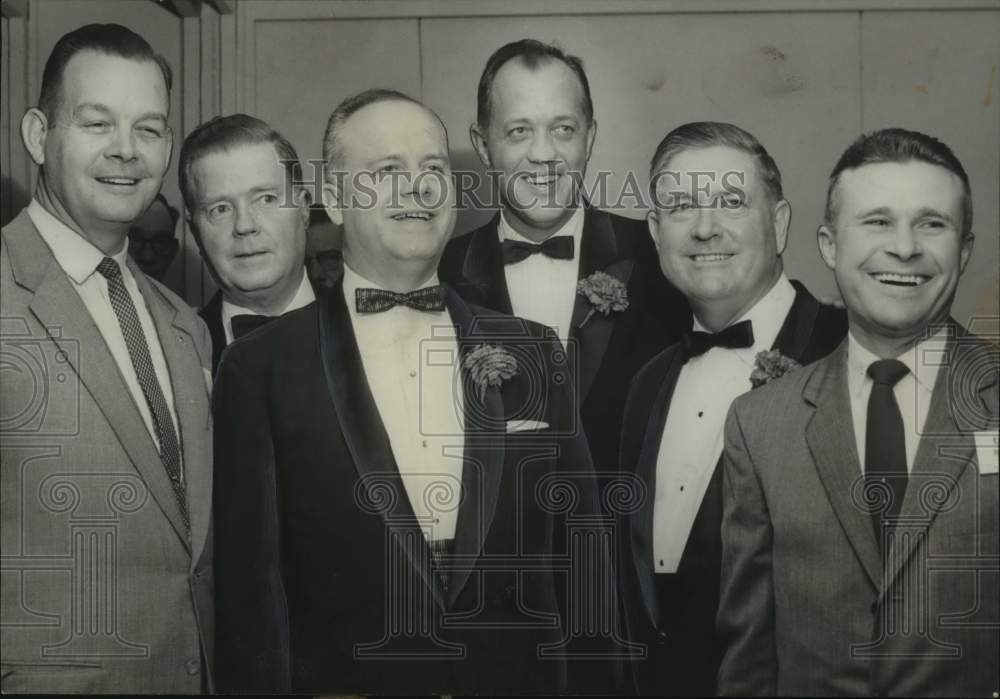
[21,242,191,550]
[804,343,881,589]
[132,262,210,562]
[881,330,992,593]
[199,292,225,374]
[317,285,446,610]
[459,215,513,314]
[443,288,506,606]
[629,346,685,629]
[570,208,628,400]
[771,282,819,361]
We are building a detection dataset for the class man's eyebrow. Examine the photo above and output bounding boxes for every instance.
[855,206,893,219]
[914,207,957,224]
[72,103,167,122]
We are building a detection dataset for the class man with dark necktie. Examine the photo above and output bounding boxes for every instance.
[717,128,998,696]
[618,122,847,695]
[178,114,315,372]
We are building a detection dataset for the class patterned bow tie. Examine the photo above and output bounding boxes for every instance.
[231,314,278,340]
[501,236,575,265]
[680,320,755,360]
[355,285,447,314]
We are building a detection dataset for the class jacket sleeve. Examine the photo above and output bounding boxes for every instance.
[716,401,778,696]
[212,347,291,692]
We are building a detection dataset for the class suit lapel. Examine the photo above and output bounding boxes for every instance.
[7,217,192,550]
[317,284,447,610]
[629,346,685,629]
[772,281,820,360]
[442,287,506,606]
[458,214,513,314]
[199,291,225,374]
[132,261,210,561]
[570,207,633,400]
[882,328,994,593]
[804,343,881,589]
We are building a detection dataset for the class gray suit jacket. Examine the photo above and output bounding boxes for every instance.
[718,330,999,697]
[0,210,215,693]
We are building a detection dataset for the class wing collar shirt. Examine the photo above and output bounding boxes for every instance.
[652,274,796,573]
[342,264,465,542]
[847,327,945,473]
[28,198,179,452]
[498,204,584,346]
[221,267,315,345]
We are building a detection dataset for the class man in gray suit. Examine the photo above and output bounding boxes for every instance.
[1,24,214,693]
[717,128,998,696]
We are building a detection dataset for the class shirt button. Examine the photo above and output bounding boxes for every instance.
[697,411,704,418]
[185,659,200,675]
[679,485,685,492]
[422,440,428,448]
[409,370,417,378]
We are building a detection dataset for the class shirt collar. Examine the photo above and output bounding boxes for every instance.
[847,326,947,397]
[28,198,128,284]
[691,273,796,354]
[221,267,315,322]
[497,202,585,249]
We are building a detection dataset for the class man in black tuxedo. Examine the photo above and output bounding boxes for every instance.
[439,39,690,476]
[213,89,613,694]
[618,122,847,694]
[179,114,315,371]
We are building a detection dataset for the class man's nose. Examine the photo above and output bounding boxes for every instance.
[526,130,557,163]
[233,204,258,236]
[105,125,137,162]
[692,206,721,241]
[888,223,922,261]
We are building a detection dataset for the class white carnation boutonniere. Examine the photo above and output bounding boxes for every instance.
[463,344,519,399]
[750,349,802,389]
[576,271,629,328]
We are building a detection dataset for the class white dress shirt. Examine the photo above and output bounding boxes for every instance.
[343,265,465,542]
[652,275,796,573]
[221,268,315,345]
[499,205,584,346]
[846,328,945,473]
[29,198,179,453]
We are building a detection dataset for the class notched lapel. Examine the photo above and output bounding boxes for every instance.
[459,216,513,314]
[804,346,881,589]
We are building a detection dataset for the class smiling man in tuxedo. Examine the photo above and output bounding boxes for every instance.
[618,122,847,695]
[212,89,612,694]
[439,39,690,477]
[717,128,998,696]
[179,114,314,372]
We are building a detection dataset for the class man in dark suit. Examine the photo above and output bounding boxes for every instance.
[213,88,613,694]
[178,114,315,372]
[718,128,998,696]
[1,24,213,693]
[618,122,847,695]
[439,39,690,476]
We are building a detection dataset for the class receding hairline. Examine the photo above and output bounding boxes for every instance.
[326,97,449,170]
[482,54,591,126]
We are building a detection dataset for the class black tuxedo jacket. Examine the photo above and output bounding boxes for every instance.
[439,208,691,476]
[198,291,226,373]
[618,281,847,695]
[213,281,615,694]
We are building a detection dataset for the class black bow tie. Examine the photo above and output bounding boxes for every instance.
[680,320,755,360]
[231,313,278,340]
[355,285,447,314]
[501,236,575,265]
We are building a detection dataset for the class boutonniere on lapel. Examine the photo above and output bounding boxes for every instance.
[463,344,519,399]
[750,349,802,389]
[576,270,629,328]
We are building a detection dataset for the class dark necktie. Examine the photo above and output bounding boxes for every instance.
[501,236,575,265]
[96,258,188,530]
[355,285,447,314]
[680,320,755,360]
[231,313,277,340]
[865,358,910,554]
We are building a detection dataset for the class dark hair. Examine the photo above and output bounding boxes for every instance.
[321,88,445,176]
[649,121,784,205]
[824,127,972,236]
[39,23,172,121]
[476,39,593,128]
[178,113,304,213]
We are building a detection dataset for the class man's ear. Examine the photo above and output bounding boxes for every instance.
[772,199,791,255]
[584,119,598,163]
[959,232,975,275]
[469,122,491,169]
[322,179,344,227]
[647,209,661,255]
[21,108,49,166]
[295,185,312,228]
[817,223,837,271]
